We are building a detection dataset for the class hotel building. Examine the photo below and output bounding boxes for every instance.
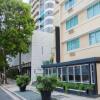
[42,0,100,95]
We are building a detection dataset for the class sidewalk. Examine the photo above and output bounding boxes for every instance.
[3,84,100,100]
[2,79,100,100]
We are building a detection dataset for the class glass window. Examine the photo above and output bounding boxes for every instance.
[67,38,80,51]
[44,68,48,75]
[62,67,68,81]
[87,2,100,18]
[90,64,95,84]
[65,0,75,10]
[66,15,78,30]
[89,30,100,45]
[58,68,62,80]
[49,68,52,75]
[96,30,100,43]
[68,67,74,82]
[75,66,81,82]
[52,68,57,76]
[82,65,90,83]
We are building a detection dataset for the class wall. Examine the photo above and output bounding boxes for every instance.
[31,30,53,81]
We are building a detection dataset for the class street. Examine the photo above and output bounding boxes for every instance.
[0,88,13,100]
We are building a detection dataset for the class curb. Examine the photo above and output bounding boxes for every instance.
[1,86,26,100]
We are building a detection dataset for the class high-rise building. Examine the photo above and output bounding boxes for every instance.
[30,0,55,33]
[42,0,100,95]
[30,0,40,29]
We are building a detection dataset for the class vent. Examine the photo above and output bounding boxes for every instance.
[68,29,74,34]
[69,52,75,56]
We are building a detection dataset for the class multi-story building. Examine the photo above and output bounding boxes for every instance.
[42,0,100,95]
[30,0,40,29]
[30,0,55,33]
[39,0,55,33]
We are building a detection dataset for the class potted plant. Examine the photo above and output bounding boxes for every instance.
[16,74,30,92]
[36,76,58,100]
[85,84,94,95]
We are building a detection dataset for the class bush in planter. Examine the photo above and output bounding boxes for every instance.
[36,75,58,100]
[16,74,30,92]
[85,84,94,95]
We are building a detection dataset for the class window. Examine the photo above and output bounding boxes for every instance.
[44,68,48,75]
[49,68,52,75]
[81,65,90,83]
[89,30,100,45]
[62,67,68,81]
[90,64,95,84]
[87,2,100,18]
[52,68,57,76]
[65,0,76,10]
[66,15,78,30]
[75,66,81,82]
[67,38,80,51]
[58,68,62,80]
[68,66,74,82]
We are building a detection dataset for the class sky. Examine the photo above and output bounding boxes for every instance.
[23,0,29,3]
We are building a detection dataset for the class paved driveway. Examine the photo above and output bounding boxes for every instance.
[0,88,13,100]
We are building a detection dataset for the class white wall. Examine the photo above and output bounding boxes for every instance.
[31,30,53,81]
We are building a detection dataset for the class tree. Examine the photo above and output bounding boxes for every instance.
[0,0,35,82]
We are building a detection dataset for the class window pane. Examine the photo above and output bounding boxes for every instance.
[67,38,80,51]
[53,68,57,76]
[45,69,48,75]
[96,30,100,43]
[58,68,62,80]
[91,64,95,83]
[66,20,70,29]
[49,68,52,75]
[75,66,81,82]
[69,67,74,82]
[62,67,67,81]
[89,32,96,45]
[87,7,94,18]
[82,65,90,83]
[94,3,100,15]
[66,15,78,30]
[87,2,100,18]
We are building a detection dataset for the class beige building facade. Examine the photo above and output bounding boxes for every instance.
[42,0,100,95]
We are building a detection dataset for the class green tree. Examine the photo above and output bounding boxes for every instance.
[0,0,35,82]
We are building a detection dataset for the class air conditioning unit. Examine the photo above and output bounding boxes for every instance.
[69,52,75,56]
[68,7,73,13]
[68,29,74,34]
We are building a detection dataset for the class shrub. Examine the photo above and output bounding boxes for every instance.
[36,75,58,92]
[16,74,30,87]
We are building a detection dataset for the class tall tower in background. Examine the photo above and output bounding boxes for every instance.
[30,0,40,30]
[30,0,55,33]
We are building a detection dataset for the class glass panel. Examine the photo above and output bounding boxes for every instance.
[49,68,52,75]
[45,68,48,75]
[62,67,67,81]
[94,3,100,15]
[53,68,57,76]
[67,38,79,51]
[66,20,70,29]
[69,67,74,82]
[58,68,62,80]
[87,6,93,18]
[91,64,95,83]
[89,32,96,45]
[96,30,100,43]
[82,65,90,83]
[75,66,81,82]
